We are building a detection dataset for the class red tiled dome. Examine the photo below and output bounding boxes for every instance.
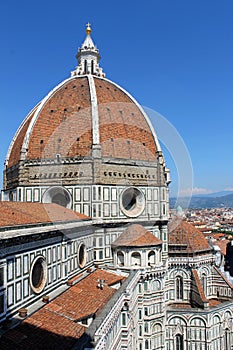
[112,224,162,247]
[168,220,212,254]
[6,76,158,168]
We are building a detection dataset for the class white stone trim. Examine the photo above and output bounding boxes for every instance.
[21,75,88,155]
[5,104,40,166]
[88,75,100,145]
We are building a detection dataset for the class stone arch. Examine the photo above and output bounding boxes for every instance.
[211,314,222,349]
[152,279,161,291]
[189,316,206,327]
[152,322,163,349]
[167,316,187,350]
[199,266,211,275]
[223,310,232,329]
[117,251,125,266]
[224,310,232,320]
[131,252,141,266]
[168,315,187,327]
[148,250,155,265]
[176,275,184,300]
[168,268,189,280]
[189,317,206,346]
[224,327,231,350]
[201,271,208,296]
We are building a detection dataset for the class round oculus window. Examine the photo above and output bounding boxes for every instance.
[30,256,47,294]
[42,186,72,208]
[78,243,87,269]
[120,187,145,217]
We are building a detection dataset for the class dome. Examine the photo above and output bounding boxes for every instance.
[3,24,170,221]
[168,220,212,254]
[6,75,158,168]
[112,224,162,247]
[5,24,161,174]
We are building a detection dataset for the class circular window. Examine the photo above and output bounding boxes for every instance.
[78,243,86,268]
[120,187,145,217]
[42,186,72,208]
[30,256,47,294]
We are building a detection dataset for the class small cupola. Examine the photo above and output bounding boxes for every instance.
[112,224,163,269]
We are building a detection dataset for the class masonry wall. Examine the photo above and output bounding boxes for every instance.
[0,226,94,322]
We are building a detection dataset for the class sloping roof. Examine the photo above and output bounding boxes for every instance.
[192,269,209,305]
[169,220,212,254]
[112,224,162,247]
[0,269,124,350]
[0,201,89,228]
[214,239,229,256]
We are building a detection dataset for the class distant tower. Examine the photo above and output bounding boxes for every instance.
[176,205,183,217]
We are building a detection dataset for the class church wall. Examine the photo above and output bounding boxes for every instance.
[166,307,233,350]
[9,184,169,222]
[0,225,94,322]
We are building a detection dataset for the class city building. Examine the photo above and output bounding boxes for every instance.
[0,24,232,350]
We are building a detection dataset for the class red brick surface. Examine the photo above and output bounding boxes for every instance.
[95,78,157,160]
[7,76,157,169]
[27,77,92,160]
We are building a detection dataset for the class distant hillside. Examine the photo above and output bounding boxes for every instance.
[170,193,233,209]
[193,190,233,198]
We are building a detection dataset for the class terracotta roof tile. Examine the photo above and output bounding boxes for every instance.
[112,224,162,247]
[192,269,208,303]
[169,220,211,254]
[214,240,229,255]
[50,269,124,320]
[0,269,124,350]
[0,201,89,228]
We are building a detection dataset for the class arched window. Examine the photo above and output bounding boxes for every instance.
[153,323,162,349]
[176,276,183,300]
[9,191,14,201]
[148,251,155,265]
[212,316,221,349]
[175,334,183,350]
[91,60,94,74]
[224,329,231,350]
[42,186,72,208]
[190,317,206,347]
[144,322,149,333]
[201,273,207,296]
[117,251,124,266]
[152,279,161,291]
[84,60,87,74]
[131,252,141,266]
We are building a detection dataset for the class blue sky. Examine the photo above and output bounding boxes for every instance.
[0,0,232,196]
